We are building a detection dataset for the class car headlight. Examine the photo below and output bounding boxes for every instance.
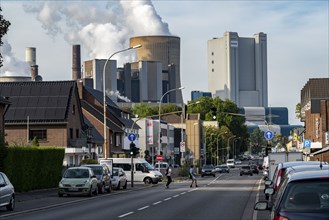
[202,169,205,172]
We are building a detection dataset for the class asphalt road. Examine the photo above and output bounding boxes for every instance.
[0,168,269,220]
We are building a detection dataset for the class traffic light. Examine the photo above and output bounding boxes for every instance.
[130,142,139,157]
[211,107,217,120]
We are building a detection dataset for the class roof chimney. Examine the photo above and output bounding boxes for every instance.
[31,65,38,80]
[72,45,81,80]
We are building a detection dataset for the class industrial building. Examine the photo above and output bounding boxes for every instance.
[208,32,268,108]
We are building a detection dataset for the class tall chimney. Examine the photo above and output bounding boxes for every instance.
[31,65,38,80]
[25,47,36,66]
[72,45,81,80]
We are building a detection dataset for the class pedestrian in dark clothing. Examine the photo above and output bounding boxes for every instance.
[165,164,172,188]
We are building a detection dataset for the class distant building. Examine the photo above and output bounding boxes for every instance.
[208,32,268,107]
[117,61,163,103]
[191,91,212,101]
[240,107,302,137]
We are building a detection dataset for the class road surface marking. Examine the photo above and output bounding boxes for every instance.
[173,194,179,198]
[118,212,134,218]
[153,201,162,205]
[164,197,172,201]
[138,206,149,211]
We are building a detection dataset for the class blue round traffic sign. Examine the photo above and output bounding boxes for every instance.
[128,133,136,142]
[264,130,274,140]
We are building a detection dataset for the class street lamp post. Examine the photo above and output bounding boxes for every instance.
[226,135,236,160]
[103,44,141,159]
[158,87,184,166]
[216,131,227,165]
[233,137,240,159]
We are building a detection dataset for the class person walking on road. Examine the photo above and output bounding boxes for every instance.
[165,164,172,189]
[189,165,198,187]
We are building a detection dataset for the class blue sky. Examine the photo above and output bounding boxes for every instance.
[1,0,328,125]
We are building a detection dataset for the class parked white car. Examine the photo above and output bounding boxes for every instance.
[111,167,128,190]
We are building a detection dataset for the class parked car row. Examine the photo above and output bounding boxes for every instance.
[58,164,128,197]
[254,160,329,220]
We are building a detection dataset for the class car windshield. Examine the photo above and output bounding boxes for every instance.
[220,165,228,168]
[64,169,89,178]
[242,166,250,169]
[203,165,213,169]
[143,162,154,171]
[89,167,103,175]
[112,168,119,176]
[282,179,329,211]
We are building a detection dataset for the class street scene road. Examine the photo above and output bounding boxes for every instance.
[0,168,268,220]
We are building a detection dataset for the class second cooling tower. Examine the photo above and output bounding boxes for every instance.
[130,35,183,103]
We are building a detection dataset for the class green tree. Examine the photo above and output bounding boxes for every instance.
[250,128,267,154]
[295,103,301,120]
[0,7,11,68]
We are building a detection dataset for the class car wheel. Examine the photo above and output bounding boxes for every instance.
[58,192,63,197]
[6,195,15,211]
[144,177,152,184]
[201,175,204,178]
[240,174,242,176]
[88,187,93,197]
[106,184,112,193]
[123,181,127,189]
[213,174,215,177]
[94,186,99,196]
[100,184,105,194]
[116,182,121,190]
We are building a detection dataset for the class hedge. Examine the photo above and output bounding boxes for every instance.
[3,146,65,192]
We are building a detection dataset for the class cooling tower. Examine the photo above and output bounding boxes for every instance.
[72,45,82,80]
[25,47,36,67]
[130,35,183,103]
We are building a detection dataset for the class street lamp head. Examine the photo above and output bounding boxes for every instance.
[132,44,142,49]
[179,86,185,90]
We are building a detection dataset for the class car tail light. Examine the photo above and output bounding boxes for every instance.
[275,169,282,190]
[274,214,289,220]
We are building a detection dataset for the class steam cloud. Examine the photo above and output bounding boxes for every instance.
[1,0,171,76]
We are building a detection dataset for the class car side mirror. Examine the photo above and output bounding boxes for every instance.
[91,175,96,178]
[264,188,274,195]
[264,180,272,186]
[254,201,269,211]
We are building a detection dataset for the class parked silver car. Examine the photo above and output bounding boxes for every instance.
[0,172,15,211]
[81,164,112,193]
[111,167,128,190]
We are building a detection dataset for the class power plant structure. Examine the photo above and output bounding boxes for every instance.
[130,35,183,104]
[208,32,268,108]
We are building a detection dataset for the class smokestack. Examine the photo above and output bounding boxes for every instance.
[31,65,38,80]
[25,47,36,66]
[72,45,81,80]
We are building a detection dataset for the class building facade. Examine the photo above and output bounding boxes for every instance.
[300,78,329,161]
[191,91,212,101]
[208,32,268,107]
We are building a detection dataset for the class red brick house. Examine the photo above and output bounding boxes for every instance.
[0,81,88,166]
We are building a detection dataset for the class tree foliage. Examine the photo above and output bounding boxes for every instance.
[295,102,301,120]
[0,7,11,68]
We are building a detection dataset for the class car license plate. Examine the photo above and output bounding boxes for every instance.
[69,188,79,191]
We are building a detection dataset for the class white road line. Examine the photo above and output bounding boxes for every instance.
[173,195,179,198]
[180,192,186,195]
[252,179,262,220]
[118,212,134,218]
[164,197,172,201]
[153,201,162,205]
[138,206,149,211]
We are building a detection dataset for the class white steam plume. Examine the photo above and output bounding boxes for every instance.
[23,0,171,65]
[0,38,29,76]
